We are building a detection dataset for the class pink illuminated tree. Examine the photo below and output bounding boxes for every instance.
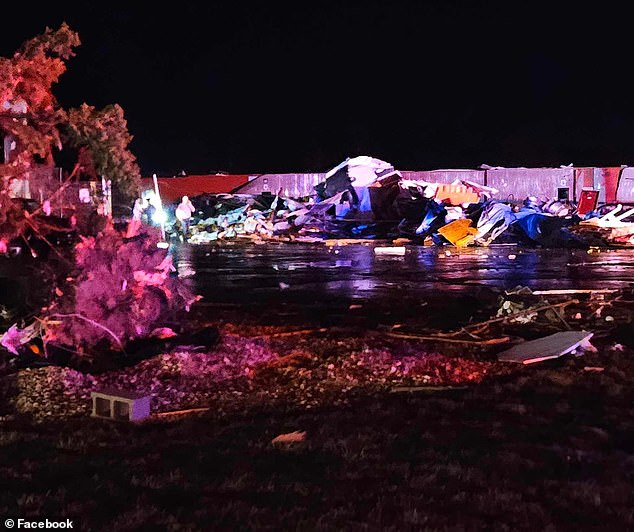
[0,23,140,246]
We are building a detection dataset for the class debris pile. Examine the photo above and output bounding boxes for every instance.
[139,156,632,249]
[184,193,312,243]
[569,205,634,246]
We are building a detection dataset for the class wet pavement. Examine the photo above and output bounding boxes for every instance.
[176,242,634,329]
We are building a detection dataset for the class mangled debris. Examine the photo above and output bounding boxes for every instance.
[131,158,634,249]
[496,331,595,364]
[569,204,634,246]
[383,283,634,368]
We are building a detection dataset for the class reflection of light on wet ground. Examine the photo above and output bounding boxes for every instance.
[174,243,634,304]
[174,242,196,277]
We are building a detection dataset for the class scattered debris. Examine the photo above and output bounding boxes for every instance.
[91,388,151,422]
[154,407,210,418]
[390,385,468,393]
[374,246,406,256]
[243,328,328,340]
[497,299,535,323]
[437,219,478,246]
[531,289,618,296]
[271,431,307,446]
[0,322,40,355]
[387,332,510,345]
[497,331,594,364]
[149,327,178,339]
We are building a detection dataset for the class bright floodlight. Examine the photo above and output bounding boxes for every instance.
[152,208,167,225]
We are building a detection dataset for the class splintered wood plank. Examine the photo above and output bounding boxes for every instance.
[497,331,593,364]
[390,386,468,393]
[530,289,617,296]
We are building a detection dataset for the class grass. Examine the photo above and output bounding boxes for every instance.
[1,344,634,530]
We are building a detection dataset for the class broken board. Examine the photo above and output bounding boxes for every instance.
[374,246,406,256]
[497,331,593,365]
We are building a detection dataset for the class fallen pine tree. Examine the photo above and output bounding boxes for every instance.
[1,223,201,368]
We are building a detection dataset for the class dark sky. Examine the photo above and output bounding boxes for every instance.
[2,2,633,175]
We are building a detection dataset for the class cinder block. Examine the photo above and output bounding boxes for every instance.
[91,388,151,422]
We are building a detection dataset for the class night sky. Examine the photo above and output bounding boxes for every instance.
[2,3,633,176]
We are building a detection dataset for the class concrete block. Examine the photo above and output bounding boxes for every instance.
[91,388,151,422]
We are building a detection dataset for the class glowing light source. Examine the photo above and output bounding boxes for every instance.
[152,208,167,225]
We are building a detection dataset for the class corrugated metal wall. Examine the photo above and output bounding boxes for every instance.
[399,169,486,184]
[198,165,634,205]
[574,167,594,201]
[594,167,621,204]
[239,169,486,197]
[485,167,575,202]
[239,173,325,197]
[615,167,634,204]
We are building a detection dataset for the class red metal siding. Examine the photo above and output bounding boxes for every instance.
[592,167,621,204]
[140,174,249,203]
[574,167,594,201]
[603,167,621,204]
